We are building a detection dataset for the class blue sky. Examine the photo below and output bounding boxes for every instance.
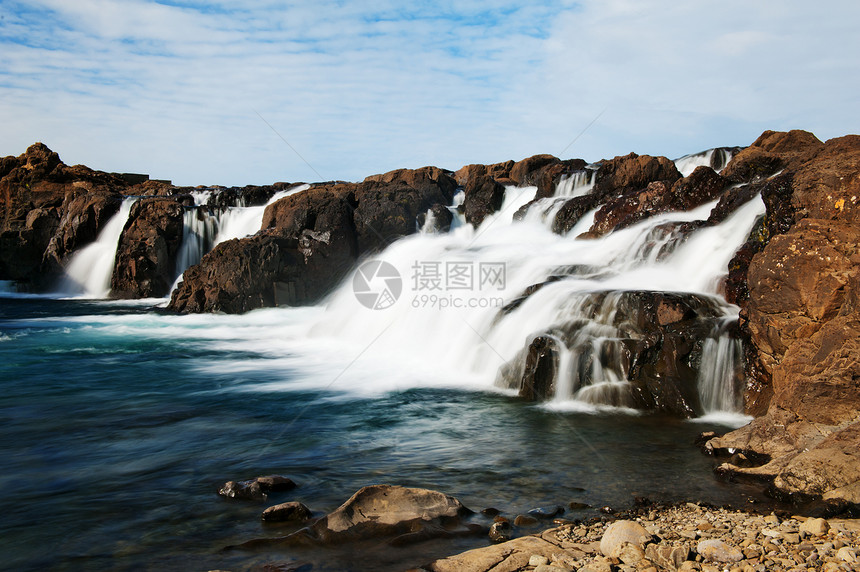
[1,1,858,186]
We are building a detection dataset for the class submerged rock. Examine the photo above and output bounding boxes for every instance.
[293,485,473,545]
[261,501,312,523]
[218,475,297,501]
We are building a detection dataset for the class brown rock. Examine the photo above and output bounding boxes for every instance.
[600,520,650,556]
[722,129,824,183]
[261,501,312,523]
[291,485,472,545]
[593,152,682,196]
[710,132,860,505]
[110,198,185,298]
[508,154,559,187]
[0,143,129,288]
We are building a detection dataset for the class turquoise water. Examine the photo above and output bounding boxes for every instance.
[0,297,769,571]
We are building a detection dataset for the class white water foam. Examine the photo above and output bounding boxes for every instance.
[213,184,310,246]
[47,176,764,416]
[58,197,138,298]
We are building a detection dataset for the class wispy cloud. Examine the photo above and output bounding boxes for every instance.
[1,0,858,185]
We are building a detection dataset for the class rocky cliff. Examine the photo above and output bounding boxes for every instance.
[704,132,860,510]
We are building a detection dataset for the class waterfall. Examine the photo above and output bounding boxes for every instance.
[674,148,734,177]
[213,184,310,246]
[168,184,312,293]
[309,183,765,416]
[554,169,596,197]
[697,317,743,414]
[174,207,218,280]
[59,197,137,298]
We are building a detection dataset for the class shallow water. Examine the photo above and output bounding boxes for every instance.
[0,297,775,571]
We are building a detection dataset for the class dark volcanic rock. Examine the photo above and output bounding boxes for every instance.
[41,193,122,276]
[586,180,676,237]
[551,194,603,235]
[219,475,297,502]
[110,198,185,299]
[519,335,559,401]
[169,231,343,313]
[0,143,129,287]
[550,153,683,236]
[417,203,454,232]
[671,165,730,210]
[462,174,506,227]
[172,167,456,313]
[501,290,730,417]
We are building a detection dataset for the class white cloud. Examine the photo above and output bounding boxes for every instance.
[0,0,858,185]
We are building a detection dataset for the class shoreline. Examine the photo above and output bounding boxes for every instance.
[421,500,860,572]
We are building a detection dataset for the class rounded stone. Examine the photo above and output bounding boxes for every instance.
[261,501,312,523]
[799,517,830,536]
[697,539,744,563]
[600,520,650,556]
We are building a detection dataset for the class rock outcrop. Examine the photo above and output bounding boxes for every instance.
[169,167,456,313]
[0,143,173,290]
[501,290,733,417]
[110,198,185,298]
[707,132,860,507]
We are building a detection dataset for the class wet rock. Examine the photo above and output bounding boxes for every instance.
[261,501,312,523]
[518,336,559,401]
[551,193,604,235]
[534,159,588,199]
[219,475,297,501]
[488,520,511,543]
[528,506,565,519]
[288,485,472,545]
[417,203,453,232]
[513,515,539,527]
[220,480,266,501]
[172,168,454,313]
[500,290,730,417]
[462,174,506,227]
[587,180,677,237]
[0,143,130,288]
[110,198,185,298]
[599,520,650,556]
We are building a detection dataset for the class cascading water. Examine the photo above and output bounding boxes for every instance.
[309,178,764,418]
[168,184,312,292]
[212,184,310,246]
[59,197,138,298]
[519,169,597,228]
[173,207,219,285]
[697,317,744,414]
[674,147,734,177]
[554,169,597,197]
